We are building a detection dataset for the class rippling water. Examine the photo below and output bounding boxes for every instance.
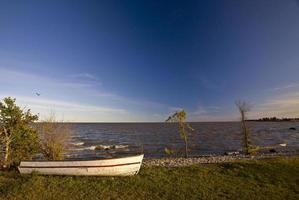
[66,122,299,158]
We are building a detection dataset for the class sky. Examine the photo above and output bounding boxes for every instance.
[0,0,299,122]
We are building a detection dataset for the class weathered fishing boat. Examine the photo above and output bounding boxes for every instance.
[18,154,144,176]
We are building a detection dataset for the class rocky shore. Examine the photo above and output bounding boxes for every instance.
[143,152,299,167]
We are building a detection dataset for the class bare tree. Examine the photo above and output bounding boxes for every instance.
[235,100,252,154]
[166,110,194,158]
[37,114,71,160]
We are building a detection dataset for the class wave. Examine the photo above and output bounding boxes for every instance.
[115,145,129,149]
[70,146,96,151]
[94,144,129,150]
[71,144,129,151]
[279,143,287,147]
[70,142,84,146]
[86,146,97,150]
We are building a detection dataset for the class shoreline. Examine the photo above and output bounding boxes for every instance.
[143,152,299,167]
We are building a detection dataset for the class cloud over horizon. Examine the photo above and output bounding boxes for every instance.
[0,68,176,122]
[1,67,299,122]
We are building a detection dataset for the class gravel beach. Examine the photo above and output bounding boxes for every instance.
[143,152,299,167]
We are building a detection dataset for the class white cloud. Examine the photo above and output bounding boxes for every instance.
[70,73,101,83]
[270,82,299,91]
[250,92,299,118]
[187,105,234,122]
[191,106,220,116]
[0,94,128,121]
[188,83,299,121]
[0,68,93,89]
[0,68,174,122]
[16,96,127,113]
[0,94,172,122]
[6,69,299,122]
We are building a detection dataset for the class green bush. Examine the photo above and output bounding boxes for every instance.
[0,97,39,168]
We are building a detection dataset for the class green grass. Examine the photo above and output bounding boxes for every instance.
[0,157,299,200]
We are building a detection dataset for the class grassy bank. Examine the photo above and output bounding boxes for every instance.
[0,157,298,200]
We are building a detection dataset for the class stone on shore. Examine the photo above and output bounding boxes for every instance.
[143,152,298,167]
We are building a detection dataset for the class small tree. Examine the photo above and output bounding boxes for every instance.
[166,110,194,158]
[235,100,252,154]
[37,114,71,160]
[0,97,39,168]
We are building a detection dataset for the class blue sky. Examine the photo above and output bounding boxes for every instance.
[0,0,299,122]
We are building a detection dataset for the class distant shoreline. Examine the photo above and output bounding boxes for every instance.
[34,120,299,123]
[247,117,299,122]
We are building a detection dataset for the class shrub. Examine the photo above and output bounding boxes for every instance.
[37,115,71,160]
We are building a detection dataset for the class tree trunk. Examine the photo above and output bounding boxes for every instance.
[241,111,249,154]
[184,136,188,158]
[2,128,11,168]
[182,126,188,158]
[4,140,10,168]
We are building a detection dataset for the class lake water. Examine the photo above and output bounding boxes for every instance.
[67,122,299,159]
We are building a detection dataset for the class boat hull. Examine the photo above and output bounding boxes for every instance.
[18,154,144,176]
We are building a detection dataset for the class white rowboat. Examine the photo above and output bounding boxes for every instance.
[18,154,144,176]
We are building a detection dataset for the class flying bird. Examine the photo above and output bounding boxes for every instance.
[35,92,41,96]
